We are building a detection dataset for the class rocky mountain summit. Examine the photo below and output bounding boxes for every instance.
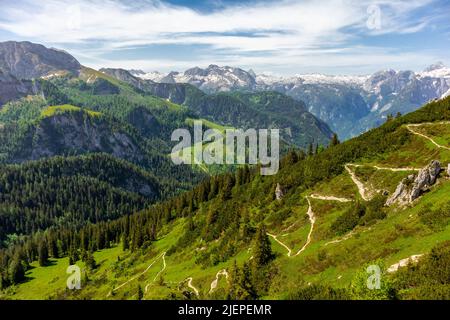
[0,41,81,80]
[136,63,450,139]
[386,160,442,206]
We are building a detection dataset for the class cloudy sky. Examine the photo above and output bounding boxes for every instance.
[0,0,449,75]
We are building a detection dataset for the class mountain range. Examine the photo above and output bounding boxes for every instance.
[0,40,450,301]
[133,63,450,139]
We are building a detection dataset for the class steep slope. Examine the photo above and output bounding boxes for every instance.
[104,68,333,148]
[0,101,202,191]
[0,153,163,243]
[1,96,449,300]
[1,105,145,163]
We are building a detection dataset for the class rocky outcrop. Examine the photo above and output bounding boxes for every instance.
[13,110,145,164]
[386,160,441,206]
[0,70,39,106]
[0,41,81,79]
[447,163,450,176]
[275,183,284,200]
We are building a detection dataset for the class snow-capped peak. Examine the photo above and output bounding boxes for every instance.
[419,62,450,79]
[256,73,368,86]
[133,70,168,82]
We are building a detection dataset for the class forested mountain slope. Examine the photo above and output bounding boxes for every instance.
[101,68,333,148]
[1,96,449,300]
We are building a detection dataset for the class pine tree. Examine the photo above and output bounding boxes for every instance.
[38,240,49,267]
[121,233,129,251]
[227,261,257,300]
[330,133,340,146]
[85,251,97,270]
[8,256,25,284]
[252,224,274,267]
[137,284,144,300]
[48,235,59,258]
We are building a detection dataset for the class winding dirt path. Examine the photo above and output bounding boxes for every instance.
[344,163,420,201]
[186,277,199,296]
[153,253,166,280]
[267,233,292,257]
[310,194,353,202]
[349,163,420,172]
[110,251,166,295]
[267,197,316,257]
[345,164,372,201]
[372,165,420,172]
[295,197,315,256]
[209,269,229,294]
[407,123,450,151]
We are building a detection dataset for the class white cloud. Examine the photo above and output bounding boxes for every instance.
[0,0,441,74]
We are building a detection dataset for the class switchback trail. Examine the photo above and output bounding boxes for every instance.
[267,197,315,257]
[151,252,167,288]
[344,163,420,201]
[209,269,229,294]
[406,122,450,151]
[350,163,421,172]
[345,164,372,201]
[110,251,166,295]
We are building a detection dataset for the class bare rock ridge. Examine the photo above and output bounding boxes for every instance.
[386,160,442,206]
[0,41,81,80]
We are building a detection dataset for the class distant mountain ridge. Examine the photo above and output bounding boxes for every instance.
[134,63,450,139]
[102,67,333,148]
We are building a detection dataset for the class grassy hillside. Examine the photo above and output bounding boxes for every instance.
[1,96,449,300]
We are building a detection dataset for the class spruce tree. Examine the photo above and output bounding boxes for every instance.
[330,133,340,146]
[252,224,274,267]
[38,240,49,267]
[137,284,144,300]
[122,233,129,251]
[8,256,25,284]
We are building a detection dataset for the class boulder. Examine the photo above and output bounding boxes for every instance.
[447,163,450,176]
[386,160,441,206]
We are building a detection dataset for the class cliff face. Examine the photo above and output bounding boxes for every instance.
[0,70,40,105]
[11,110,145,164]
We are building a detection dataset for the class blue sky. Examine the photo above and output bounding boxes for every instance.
[0,0,449,75]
